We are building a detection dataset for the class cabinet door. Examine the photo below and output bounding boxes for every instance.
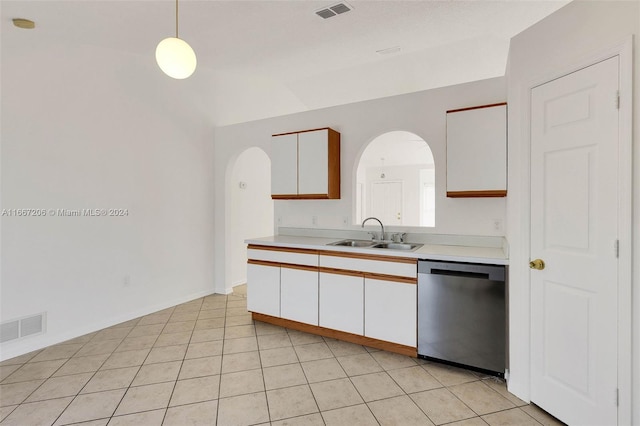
[281,266,318,325]
[319,271,363,335]
[298,129,328,195]
[247,263,280,317]
[365,278,416,346]
[271,133,298,196]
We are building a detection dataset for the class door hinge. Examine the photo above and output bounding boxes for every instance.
[615,240,619,258]
[616,90,620,109]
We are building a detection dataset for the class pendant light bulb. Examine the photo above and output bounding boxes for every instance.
[156,0,197,79]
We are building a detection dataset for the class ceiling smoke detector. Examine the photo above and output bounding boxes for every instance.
[315,2,353,19]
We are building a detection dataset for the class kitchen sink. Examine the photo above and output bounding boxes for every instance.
[329,239,376,248]
[372,242,423,251]
[328,239,423,252]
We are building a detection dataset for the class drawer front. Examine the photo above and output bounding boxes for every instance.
[248,248,318,267]
[319,255,416,278]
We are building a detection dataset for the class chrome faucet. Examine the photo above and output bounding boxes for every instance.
[362,217,385,241]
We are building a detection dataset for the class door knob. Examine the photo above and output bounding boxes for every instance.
[529,259,545,270]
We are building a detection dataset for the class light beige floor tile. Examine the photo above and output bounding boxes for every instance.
[482,408,540,426]
[75,340,121,357]
[131,360,181,386]
[0,351,41,367]
[137,314,171,327]
[225,308,249,318]
[54,354,110,377]
[164,400,218,425]
[201,300,226,311]
[198,309,226,320]
[162,321,196,334]
[30,344,84,362]
[410,388,476,425]
[186,341,223,359]
[324,338,367,357]
[174,301,203,313]
[220,369,264,398]
[144,344,187,364]
[254,322,287,336]
[368,395,435,426]
[257,333,291,350]
[294,342,334,362]
[1,359,66,384]
[170,375,220,406]
[521,404,566,426]
[115,335,157,352]
[287,330,324,346]
[260,346,299,368]
[107,408,165,426]
[195,318,225,330]
[225,326,256,339]
[190,328,225,343]
[321,403,378,426]
[422,362,478,387]
[223,336,258,354]
[263,363,307,390]
[350,371,404,402]
[169,311,199,322]
[271,413,325,426]
[114,382,174,416]
[448,417,489,426]
[387,365,443,393]
[369,350,417,370]
[91,327,131,342]
[336,353,383,377]
[25,373,92,402]
[221,351,261,374]
[0,365,21,382]
[266,384,318,421]
[217,392,269,426]
[301,358,347,383]
[54,389,126,425]
[483,378,528,407]
[154,331,192,348]
[225,314,253,327]
[81,366,138,394]
[449,381,515,415]
[112,318,141,329]
[179,356,222,380]
[66,420,110,426]
[226,299,247,309]
[0,405,18,422]
[100,349,149,370]
[310,378,363,411]
[0,379,45,406]
[127,324,164,338]
[1,396,72,426]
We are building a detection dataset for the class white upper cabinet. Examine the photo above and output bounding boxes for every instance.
[271,128,340,199]
[446,103,507,197]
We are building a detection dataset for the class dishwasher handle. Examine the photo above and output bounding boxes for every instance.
[418,260,505,282]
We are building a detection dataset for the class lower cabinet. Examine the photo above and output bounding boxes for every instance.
[281,266,319,325]
[247,262,280,317]
[319,271,364,335]
[364,278,417,347]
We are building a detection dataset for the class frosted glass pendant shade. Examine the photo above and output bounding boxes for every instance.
[156,37,197,79]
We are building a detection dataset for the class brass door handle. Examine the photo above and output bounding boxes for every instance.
[529,259,545,270]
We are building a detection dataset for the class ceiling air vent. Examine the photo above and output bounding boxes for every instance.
[315,2,353,19]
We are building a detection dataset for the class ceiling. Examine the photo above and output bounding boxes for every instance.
[1,0,569,127]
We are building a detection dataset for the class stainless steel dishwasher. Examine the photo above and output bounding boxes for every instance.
[418,260,506,377]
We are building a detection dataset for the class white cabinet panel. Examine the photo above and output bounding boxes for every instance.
[319,272,363,335]
[281,267,319,325]
[446,103,507,196]
[271,133,298,196]
[319,255,416,278]
[298,129,328,195]
[247,263,280,317]
[365,278,416,346]
[247,248,318,267]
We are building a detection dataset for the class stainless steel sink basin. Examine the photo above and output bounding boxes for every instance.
[329,239,376,248]
[372,242,423,251]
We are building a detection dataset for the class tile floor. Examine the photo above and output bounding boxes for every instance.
[0,287,565,426]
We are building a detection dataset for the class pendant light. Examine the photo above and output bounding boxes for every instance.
[156,0,197,79]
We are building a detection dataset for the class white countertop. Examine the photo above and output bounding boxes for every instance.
[245,235,508,265]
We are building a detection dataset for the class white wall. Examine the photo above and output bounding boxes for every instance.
[228,148,273,289]
[213,77,507,293]
[0,43,216,360]
[506,1,640,422]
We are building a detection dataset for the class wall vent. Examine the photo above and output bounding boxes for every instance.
[0,313,46,343]
[315,2,353,19]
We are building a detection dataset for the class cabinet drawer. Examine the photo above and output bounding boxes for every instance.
[248,247,318,267]
[319,254,416,278]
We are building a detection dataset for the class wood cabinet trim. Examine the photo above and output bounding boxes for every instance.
[446,190,507,198]
[281,264,319,273]
[272,127,334,137]
[248,245,319,255]
[446,102,507,114]
[319,267,364,278]
[272,194,332,200]
[364,273,417,285]
[247,259,280,268]
[319,250,416,264]
[251,313,417,358]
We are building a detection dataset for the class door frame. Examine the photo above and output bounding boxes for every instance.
[370,180,404,225]
[511,37,632,423]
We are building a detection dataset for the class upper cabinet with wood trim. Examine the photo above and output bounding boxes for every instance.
[271,128,340,199]
[446,103,507,198]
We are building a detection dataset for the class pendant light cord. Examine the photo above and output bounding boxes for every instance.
[175,0,179,38]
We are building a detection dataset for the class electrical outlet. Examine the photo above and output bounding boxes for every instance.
[342,216,349,226]
[123,275,131,287]
[493,219,503,232]
[312,216,318,226]
[277,217,282,225]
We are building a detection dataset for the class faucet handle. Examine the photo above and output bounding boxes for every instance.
[367,231,378,241]
[391,232,407,243]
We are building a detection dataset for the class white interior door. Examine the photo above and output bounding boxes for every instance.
[530,57,619,426]
[371,181,402,225]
